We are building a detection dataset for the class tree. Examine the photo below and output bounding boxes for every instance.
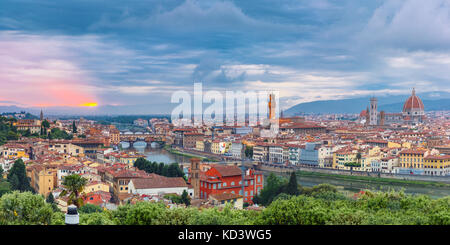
[0,191,54,225]
[79,203,103,213]
[181,190,191,206]
[0,181,11,197]
[72,121,77,134]
[344,162,361,174]
[285,172,299,195]
[134,158,147,169]
[0,165,3,178]
[46,192,55,204]
[41,120,50,129]
[157,162,165,175]
[7,159,31,192]
[253,173,285,206]
[60,174,88,208]
[245,146,253,159]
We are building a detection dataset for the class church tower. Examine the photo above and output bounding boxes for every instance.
[369,97,378,126]
[40,109,44,121]
[190,158,201,199]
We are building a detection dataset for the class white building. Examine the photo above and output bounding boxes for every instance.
[230,142,244,160]
[128,176,189,196]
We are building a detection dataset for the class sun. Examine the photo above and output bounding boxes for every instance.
[79,102,98,107]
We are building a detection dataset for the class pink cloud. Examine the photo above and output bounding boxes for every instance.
[0,31,98,107]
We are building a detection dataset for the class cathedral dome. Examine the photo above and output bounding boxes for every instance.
[402,88,424,113]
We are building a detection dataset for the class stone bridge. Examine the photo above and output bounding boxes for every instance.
[119,133,167,145]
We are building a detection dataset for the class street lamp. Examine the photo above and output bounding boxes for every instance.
[65,204,79,225]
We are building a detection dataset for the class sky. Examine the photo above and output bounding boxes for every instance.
[1,0,450,113]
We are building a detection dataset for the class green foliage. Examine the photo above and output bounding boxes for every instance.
[0,181,11,197]
[41,120,50,129]
[0,191,53,225]
[60,174,88,208]
[1,183,449,225]
[344,162,361,167]
[164,194,183,204]
[80,212,115,225]
[47,128,73,140]
[134,158,184,177]
[181,190,191,206]
[7,159,32,192]
[245,146,253,158]
[253,173,287,206]
[72,121,77,134]
[46,192,55,204]
[285,172,299,195]
[0,117,18,145]
[78,203,103,214]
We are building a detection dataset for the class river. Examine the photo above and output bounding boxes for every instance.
[120,141,190,164]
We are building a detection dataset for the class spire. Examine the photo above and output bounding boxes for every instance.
[40,109,43,121]
[412,87,416,96]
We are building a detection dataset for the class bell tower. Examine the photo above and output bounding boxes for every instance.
[369,97,378,126]
[190,158,201,199]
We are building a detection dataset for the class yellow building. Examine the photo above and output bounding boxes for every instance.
[27,165,57,197]
[48,142,84,156]
[2,145,29,160]
[423,155,450,176]
[388,142,411,149]
[83,181,110,194]
[360,155,381,172]
[211,141,221,154]
[399,149,427,169]
[332,148,357,170]
[196,140,205,152]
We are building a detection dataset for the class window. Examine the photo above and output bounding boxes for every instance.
[213,184,216,190]
[231,181,235,186]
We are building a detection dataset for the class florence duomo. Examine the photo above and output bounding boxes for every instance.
[360,88,426,126]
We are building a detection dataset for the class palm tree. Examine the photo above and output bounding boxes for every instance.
[60,174,87,208]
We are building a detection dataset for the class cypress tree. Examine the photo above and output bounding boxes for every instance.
[285,172,299,195]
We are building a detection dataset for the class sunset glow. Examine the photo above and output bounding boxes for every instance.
[79,102,98,107]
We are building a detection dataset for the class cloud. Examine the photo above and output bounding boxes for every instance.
[1,0,450,114]
[359,0,450,50]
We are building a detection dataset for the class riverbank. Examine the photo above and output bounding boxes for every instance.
[163,145,217,162]
[289,170,450,188]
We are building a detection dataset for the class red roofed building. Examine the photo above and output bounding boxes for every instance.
[196,164,263,204]
[84,191,112,205]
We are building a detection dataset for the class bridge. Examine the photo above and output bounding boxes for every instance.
[119,132,167,146]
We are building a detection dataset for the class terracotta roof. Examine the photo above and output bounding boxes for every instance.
[399,149,427,155]
[131,175,188,189]
[211,165,242,177]
[403,88,424,112]
[209,193,243,201]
